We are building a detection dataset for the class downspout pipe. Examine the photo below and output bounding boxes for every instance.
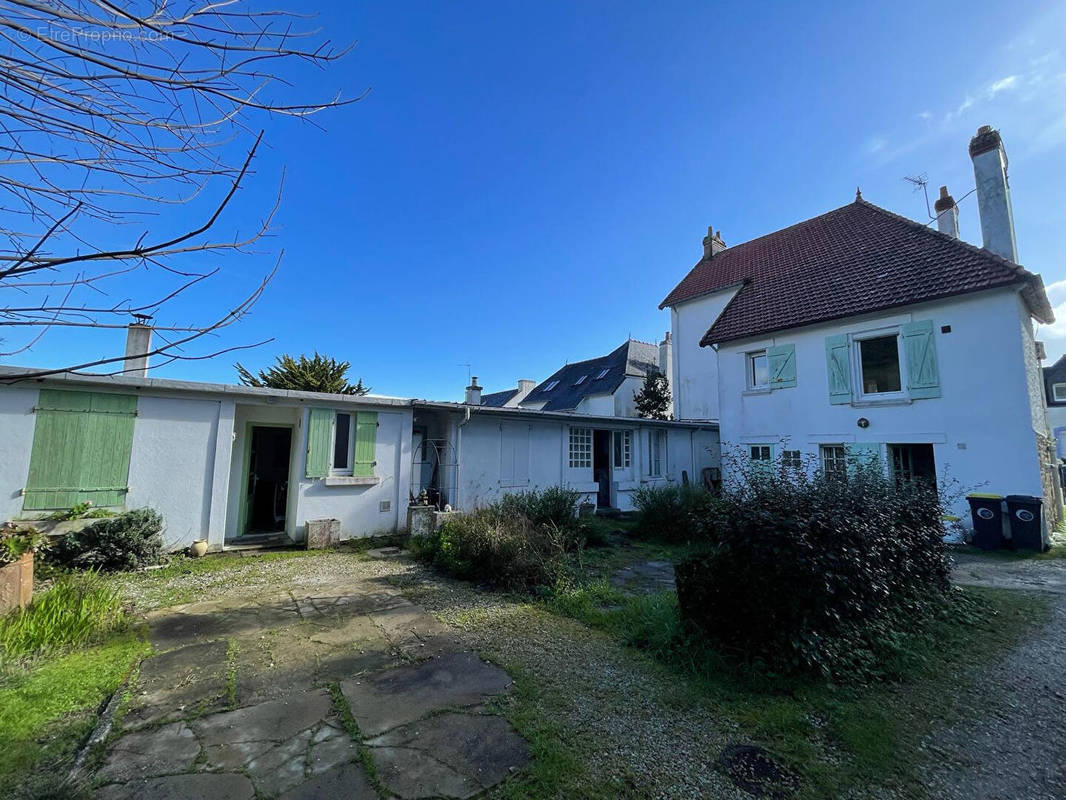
[455,406,471,510]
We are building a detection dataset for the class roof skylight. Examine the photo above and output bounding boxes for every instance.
[574,375,587,386]
[594,368,610,379]
[544,380,559,391]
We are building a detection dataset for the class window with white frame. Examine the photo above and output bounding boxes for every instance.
[569,427,592,469]
[594,368,610,380]
[544,380,559,392]
[749,444,771,462]
[747,350,770,389]
[1054,383,1066,403]
[573,374,588,386]
[820,444,847,478]
[332,412,354,474]
[648,429,666,476]
[857,333,902,396]
[613,430,631,468]
[781,449,802,471]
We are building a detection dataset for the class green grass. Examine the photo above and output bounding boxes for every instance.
[0,631,148,796]
[548,576,1047,798]
[0,573,127,662]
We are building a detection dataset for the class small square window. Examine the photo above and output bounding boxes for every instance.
[781,449,802,470]
[858,335,902,395]
[1054,383,1066,403]
[747,351,769,389]
[750,445,771,461]
[821,445,847,478]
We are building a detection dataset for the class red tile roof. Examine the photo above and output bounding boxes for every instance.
[660,198,1053,346]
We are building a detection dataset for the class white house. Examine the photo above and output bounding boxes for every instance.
[1043,355,1066,459]
[661,125,1059,527]
[411,400,718,512]
[0,339,717,548]
[481,336,673,418]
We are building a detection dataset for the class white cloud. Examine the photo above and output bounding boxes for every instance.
[987,75,1019,97]
[1036,280,1066,349]
[865,136,887,154]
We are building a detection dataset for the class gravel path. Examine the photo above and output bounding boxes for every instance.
[921,554,1066,800]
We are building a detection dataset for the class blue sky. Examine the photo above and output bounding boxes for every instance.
[8,0,1066,398]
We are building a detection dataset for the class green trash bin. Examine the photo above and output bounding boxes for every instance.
[1004,495,1047,551]
[966,493,1005,551]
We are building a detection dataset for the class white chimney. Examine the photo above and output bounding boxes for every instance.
[934,185,959,239]
[123,322,152,377]
[969,125,1019,263]
[509,379,536,406]
[702,226,726,259]
[465,376,482,405]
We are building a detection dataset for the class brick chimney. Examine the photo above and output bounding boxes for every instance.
[465,376,482,405]
[123,320,152,377]
[702,226,726,259]
[934,185,959,239]
[969,125,1019,262]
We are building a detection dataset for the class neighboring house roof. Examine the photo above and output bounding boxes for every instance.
[520,340,660,412]
[480,389,519,408]
[1043,355,1066,406]
[659,197,1054,346]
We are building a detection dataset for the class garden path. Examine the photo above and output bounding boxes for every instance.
[922,554,1066,800]
[88,574,529,799]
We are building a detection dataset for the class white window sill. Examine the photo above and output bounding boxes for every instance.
[743,387,772,396]
[851,396,912,408]
[324,476,380,487]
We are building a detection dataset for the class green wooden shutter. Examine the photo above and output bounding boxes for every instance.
[305,408,333,478]
[24,389,136,511]
[353,411,378,478]
[825,335,852,405]
[767,344,797,389]
[902,320,941,399]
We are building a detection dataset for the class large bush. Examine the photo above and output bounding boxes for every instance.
[496,487,580,529]
[413,507,567,592]
[675,463,951,679]
[46,508,164,572]
[633,484,720,542]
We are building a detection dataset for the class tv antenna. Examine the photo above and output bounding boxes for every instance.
[902,173,934,220]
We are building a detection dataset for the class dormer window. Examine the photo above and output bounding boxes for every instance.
[573,375,587,386]
[544,380,559,392]
[594,368,610,379]
[1054,383,1066,402]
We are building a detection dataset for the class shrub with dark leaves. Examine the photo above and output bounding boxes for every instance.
[46,508,164,572]
[675,462,951,680]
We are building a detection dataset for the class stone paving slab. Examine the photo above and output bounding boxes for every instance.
[341,651,514,736]
[94,579,528,799]
[368,712,530,799]
[611,559,677,595]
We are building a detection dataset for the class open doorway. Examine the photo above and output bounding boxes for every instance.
[889,443,936,490]
[244,425,292,534]
[593,429,612,509]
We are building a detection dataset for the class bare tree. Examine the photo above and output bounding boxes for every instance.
[0,0,358,378]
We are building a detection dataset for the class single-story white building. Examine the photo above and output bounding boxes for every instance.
[0,365,718,551]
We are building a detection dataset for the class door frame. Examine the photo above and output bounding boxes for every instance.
[237,422,295,536]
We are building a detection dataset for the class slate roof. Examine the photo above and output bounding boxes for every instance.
[520,340,660,412]
[660,197,1054,346]
[480,389,519,408]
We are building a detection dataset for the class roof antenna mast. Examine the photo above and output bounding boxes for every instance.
[902,173,935,220]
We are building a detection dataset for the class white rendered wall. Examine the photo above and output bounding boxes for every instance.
[0,386,41,526]
[128,395,229,550]
[226,402,413,542]
[669,285,740,421]
[711,288,1043,520]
